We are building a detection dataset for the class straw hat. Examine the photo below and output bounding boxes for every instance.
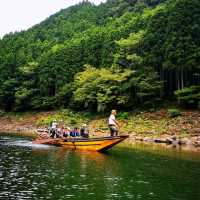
[111,110,117,114]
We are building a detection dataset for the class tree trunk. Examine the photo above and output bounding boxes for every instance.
[181,67,184,90]
[177,70,180,90]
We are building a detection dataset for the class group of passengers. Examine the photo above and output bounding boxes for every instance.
[50,121,89,139]
[49,109,119,139]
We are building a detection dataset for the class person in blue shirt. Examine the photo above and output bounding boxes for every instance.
[70,127,80,137]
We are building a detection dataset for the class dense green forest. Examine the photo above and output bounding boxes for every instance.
[0,0,199,112]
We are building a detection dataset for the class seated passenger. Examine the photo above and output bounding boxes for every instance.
[80,124,89,138]
[70,127,80,137]
[63,126,71,138]
[50,120,58,138]
[57,127,62,138]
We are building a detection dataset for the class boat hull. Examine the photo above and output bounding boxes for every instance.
[33,135,129,152]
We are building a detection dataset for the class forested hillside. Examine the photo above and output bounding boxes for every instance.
[0,0,199,112]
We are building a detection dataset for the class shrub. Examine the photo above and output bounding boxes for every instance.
[117,112,129,120]
[175,86,200,108]
[0,110,5,117]
[31,97,57,110]
[167,108,181,118]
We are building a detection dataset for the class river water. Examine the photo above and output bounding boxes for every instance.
[0,133,200,200]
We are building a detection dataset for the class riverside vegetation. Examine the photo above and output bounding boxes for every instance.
[0,0,200,148]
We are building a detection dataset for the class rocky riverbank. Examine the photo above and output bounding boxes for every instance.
[128,134,200,149]
[0,110,200,150]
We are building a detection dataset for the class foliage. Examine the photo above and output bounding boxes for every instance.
[73,65,133,112]
[36,109,90,127]
[167,108,181,118]
[0,0,199,112]
[117,112,129,120]
[198,102,200,110]
[175,86,200,107]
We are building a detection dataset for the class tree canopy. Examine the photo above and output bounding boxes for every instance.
[0,0,199,111]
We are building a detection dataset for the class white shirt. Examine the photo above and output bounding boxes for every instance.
[51,122,58,129]
[109,114,116,125]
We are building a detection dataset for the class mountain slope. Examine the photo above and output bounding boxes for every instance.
[0,0,199,111]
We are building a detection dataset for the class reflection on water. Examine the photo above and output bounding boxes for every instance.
[0,133,200,200]
[120,141,200,161]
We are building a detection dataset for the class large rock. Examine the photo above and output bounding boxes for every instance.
[154,138,169,143]
[135,136,144,141]
[194,141,200,147]
[143,137,154,142]
[178,138,193,146]
[191,128,200,136]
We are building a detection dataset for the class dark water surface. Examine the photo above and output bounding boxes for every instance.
[0,133,200,200]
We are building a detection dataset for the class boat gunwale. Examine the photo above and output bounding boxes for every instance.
[62,135,129,143]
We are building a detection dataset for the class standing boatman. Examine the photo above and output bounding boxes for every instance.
[108,110,119,137]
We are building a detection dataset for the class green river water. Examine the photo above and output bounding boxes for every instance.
[0,133,200,200]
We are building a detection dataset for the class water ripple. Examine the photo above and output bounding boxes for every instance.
[1,134,200,200]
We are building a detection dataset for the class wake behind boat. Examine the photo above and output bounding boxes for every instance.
[33,134,129,152]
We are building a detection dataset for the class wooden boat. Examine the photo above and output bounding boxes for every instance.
[33,135,129,152]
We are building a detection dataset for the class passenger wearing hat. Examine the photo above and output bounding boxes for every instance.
[50,120,58,138]
[63,126,71,138]
[80,124,89,138]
